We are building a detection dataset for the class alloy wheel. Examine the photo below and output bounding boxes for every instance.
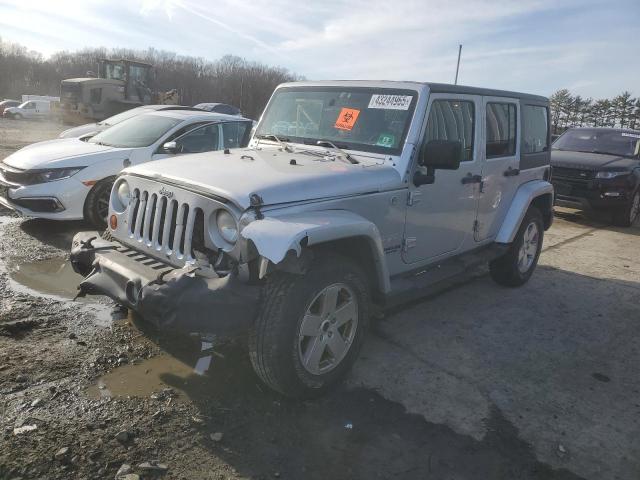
[517,222,539,273]
[298,282,358,375]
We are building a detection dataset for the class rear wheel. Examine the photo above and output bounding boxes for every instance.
[612,189,640,227]
[249,253,370,398]
[84,177,115,228]
[490,207,544,287]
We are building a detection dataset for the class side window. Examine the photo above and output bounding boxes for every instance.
[25,102,35,109]
[222,122,250,149]
[424,99,475,162]
[163,122,211,145]
[486,103,516,158]
[90,88,102,104]
[175,124,220,153]
[522,105,549,154]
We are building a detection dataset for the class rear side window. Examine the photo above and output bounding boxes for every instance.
[486,103,516,158]
[522,105,549,154]
[424,99,475,162]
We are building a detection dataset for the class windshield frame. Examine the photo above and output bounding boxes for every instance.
[552,129,640,158]
[256,86,419,156]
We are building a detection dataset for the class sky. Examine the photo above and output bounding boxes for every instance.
[0,0,638,99]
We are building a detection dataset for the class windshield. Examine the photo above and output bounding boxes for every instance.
[553,129,640,157]
[256,87,418,155]
[89,114,181,148]
[99,106,150,126]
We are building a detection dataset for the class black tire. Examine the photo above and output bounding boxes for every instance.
[249,253,371,398]
[83,177,115,228]
[490,206,544,287]
[612,189,640,227]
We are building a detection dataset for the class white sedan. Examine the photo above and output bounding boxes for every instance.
[0,110,253,226]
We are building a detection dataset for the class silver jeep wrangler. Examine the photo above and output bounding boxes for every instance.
[71,81,553,397]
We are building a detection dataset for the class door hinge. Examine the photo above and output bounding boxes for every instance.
[402,237,417,252]
[473,220,479,233]
[407,190,422,206]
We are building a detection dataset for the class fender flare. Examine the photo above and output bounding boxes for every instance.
[495,180,554,244]
[240,210,391,293]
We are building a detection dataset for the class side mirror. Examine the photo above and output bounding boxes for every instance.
[163,141,178,154]
[420,140,462,170]
[413,140,462,187]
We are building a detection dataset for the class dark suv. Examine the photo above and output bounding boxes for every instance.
[551,127,640,226]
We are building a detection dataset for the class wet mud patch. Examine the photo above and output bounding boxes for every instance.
[7,255,84,300]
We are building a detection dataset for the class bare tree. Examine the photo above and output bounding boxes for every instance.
[0,38,300,119]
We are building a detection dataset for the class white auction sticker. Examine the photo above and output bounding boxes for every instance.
[621,132,640,139]
[368,94,413,110]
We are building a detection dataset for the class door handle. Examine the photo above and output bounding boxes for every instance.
[461,173,483,184]
[504,167,520,177]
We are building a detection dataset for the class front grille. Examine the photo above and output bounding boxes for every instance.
[127,189,205,264]
[552,166,595,181]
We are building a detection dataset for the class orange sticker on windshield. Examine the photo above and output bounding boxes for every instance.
[334,108,360,130]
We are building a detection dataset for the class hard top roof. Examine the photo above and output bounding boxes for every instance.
[277,80,548,103]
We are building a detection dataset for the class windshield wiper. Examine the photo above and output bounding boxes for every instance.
[315,140,358,164]
[255,134,293,152]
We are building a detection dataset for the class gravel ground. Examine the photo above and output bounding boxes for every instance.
[0,120,638,480]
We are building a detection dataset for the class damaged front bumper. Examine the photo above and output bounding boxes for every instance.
[70,231,261,336]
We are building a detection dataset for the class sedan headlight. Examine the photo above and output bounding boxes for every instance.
[33,167,84,183]
[596,171,629,179]
[216,210,238,244]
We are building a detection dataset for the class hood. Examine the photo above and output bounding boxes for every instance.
[3,138,130,170]
[126,147,402,210]
[551,149,638,171]
[59,123,101,139]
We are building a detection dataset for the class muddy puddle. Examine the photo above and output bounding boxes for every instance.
[8,255,84,299]
[87,323,226,400]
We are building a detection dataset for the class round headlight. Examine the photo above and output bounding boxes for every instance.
[117,181,130,204]
[112,180,130,212]
[216,210,238,244]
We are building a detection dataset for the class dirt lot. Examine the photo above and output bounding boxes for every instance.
[0,118,639,480]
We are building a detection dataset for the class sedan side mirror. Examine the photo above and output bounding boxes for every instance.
[163,141,178,154]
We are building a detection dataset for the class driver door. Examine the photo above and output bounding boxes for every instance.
[402,94,482,264]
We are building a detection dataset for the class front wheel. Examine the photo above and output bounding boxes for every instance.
[249,253,370,398]
[612,189,640,227]
[83,177,115,228]
[490,207,544,287]
[13,113,22,120]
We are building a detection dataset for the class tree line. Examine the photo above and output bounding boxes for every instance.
[550,89,640,134]
[0,37,301,119]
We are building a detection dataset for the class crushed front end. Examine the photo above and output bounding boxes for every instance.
[70,174,261,336]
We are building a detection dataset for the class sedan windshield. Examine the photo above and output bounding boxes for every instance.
[89,115,182,148]
[553,129,640,157]
[256,87,418,155]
